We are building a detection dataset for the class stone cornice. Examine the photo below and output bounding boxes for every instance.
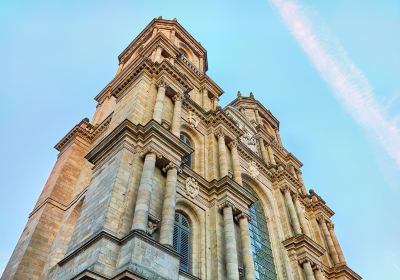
[54,118,98,153]
[60,229,180,268]
[208,176,257,214]
[227,96,280,129]
[206,108,243,140]
[306,190,335,218]
[282,234,325,266]
[54,114,111,156]
[86,119,193,168]
[326,264,362,280]
[272,167,303,191]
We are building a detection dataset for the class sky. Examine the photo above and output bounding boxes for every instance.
[0,1,399,279]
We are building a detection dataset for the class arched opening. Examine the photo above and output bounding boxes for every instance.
[243,183,278,280]
[173,211,191,273]
[180,132,193,168]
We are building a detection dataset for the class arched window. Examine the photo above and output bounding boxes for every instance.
[173,212,191,272]
[180,133,193,168]
[244,184,277,280]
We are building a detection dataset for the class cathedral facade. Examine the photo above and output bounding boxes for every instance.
[2,18,361,280]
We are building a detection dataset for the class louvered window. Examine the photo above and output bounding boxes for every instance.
[180,133,193,168]
[173,212,191,272]
[243,184,277,280]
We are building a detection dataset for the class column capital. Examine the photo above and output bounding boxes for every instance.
[298,257,315,266]
[292,192,300,202]
[228,139,239,149]
[215,128,225,138]
[326,221,334,230]
[172,93,183,102]
[235,212,250,222]
[140,147,162,159]
[156,78,168,88]
[218,201,236,212]
[280,184,291,194]
[316,214,327,224]
[162,162,182,173]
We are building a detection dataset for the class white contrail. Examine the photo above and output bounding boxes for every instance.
[270,0,400,169]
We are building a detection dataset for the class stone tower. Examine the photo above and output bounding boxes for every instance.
[2,18,361,280]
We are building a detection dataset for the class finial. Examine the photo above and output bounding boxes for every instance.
[309,188,315,194]
[237,91,242,98]
[172,17,177,21]
[249,92,254,99]
[157,16,163,19]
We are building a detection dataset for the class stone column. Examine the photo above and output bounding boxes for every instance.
[154,46,162,63]
[229,140,242,185]
[314,267,326,280]
[132,152,157,231]
[318,216,340,265]
[171,93,183,137]
[282,186,302,235]
[258,138,269,164]
[202,88,210,111]
[303,261,316,280]
[266,144,276,165]
[217,131,228,178]
[297,171,307,195]
[327,222,346,264]
[153,81,166,123]
[293,194,311,236]
[290,165,298,179]
[254,110,262,125]
[159,163,179,246]
[275,128,282,146]
[221,203,240,280]
[237,214,255,280]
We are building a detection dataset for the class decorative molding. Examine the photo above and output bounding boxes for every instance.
[188,111,199,128]
[248,161,260,178]
[185,177,199,199]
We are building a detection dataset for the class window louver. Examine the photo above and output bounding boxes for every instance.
[173,212,191,273]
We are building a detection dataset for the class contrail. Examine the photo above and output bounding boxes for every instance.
[270,0,400,169]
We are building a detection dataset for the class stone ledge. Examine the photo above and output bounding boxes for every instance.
[326,264,362,280]
[282,234,325,264]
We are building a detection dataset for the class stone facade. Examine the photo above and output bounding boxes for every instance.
[1,17,361,280]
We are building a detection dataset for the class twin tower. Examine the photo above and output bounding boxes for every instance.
[2,18,361,280]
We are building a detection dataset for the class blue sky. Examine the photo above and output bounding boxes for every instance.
[0,1,399,279]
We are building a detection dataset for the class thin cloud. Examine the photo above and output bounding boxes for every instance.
[270,0,400,169]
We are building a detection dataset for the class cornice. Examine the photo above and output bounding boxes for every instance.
[326,264,362,280]
[54,118,93,153]
[282,234,325,266]
[272,167,303,191]
[227,96,280,129]
[86,119,193,167]
[206,108,243,139]
[208,176,258,214]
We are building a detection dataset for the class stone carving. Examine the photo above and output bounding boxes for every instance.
[188,111,199,128]
[249,161,259,178]
[185,177,199,198]
[240,129,258,154]
[146,215,160,236]
[147,220,158,235]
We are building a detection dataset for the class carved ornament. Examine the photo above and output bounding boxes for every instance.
[185,177,199,199]
[188,111,199,128]
[249,161,259,178]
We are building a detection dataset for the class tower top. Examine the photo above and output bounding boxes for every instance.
[118,17,208,72]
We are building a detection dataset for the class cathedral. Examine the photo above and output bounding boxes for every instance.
[2,18,361,280]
